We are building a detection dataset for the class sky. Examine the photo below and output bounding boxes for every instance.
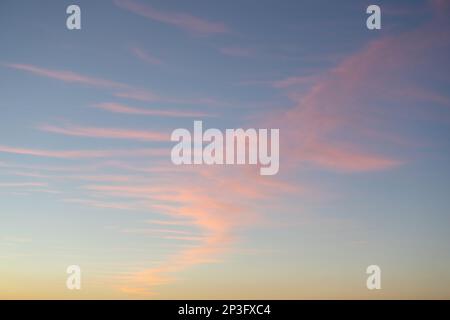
[0,0,450,299]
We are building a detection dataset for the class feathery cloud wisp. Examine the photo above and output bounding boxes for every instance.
[114,0,229,35]
[0,145,167,159]
[5,63,128,89]
[39,124,168,142]
[131,47,163,65]
[93,102,214,118]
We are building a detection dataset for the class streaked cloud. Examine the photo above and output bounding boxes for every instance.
[81,166,297,295]
[271,75,319,88]
[131,47,163,65]
[93,102,214,118]
[2,0,450,299]
[0,182,47,188]
[39,124,168,142]
[113,89,160,102]
[5,63,128,89]
[114,0,229,35]
[0,145,167,158]
[146,219,194,226]
[268,17,450,173]
[301,143,403,172]
[5,63,225,108]
[63,198,138,210]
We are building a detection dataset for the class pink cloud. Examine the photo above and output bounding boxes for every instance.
[39,124,168,142]
[5,63,221,107]
[59,174,136,183]
[271,75,318,89]
[5,63,128,89]
[268,19,450,173]
[429,0,450,12]
[114,89,161,102]
[0,182,47,188]
[0,145,167,159]
[121,228,198,236]
[159,235,205,242]
[82,166,297,295]
[93,102,214,117]
[0,161,95,173]
[63,198,138,211]
[146,219,193,226]
[131,47,163,65]
[302,142,403,172]
[5,62,229,110]
[393,86,450,107]
[114,0,229,35]
[113,89,228,107]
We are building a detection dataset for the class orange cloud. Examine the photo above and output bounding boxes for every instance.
[80,165,296,295]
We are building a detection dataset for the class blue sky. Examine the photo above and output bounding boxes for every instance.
[1,0,450,298]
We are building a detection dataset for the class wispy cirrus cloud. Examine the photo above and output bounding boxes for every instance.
[301,143,403,172]
[237,74,318,89]
[268,14,450,173]
[145,219,194,227]
[5,63,129,89]
[93,102,214,118]
[114,0,229,35]
[113,89,229,107]
[63,198,138,211]
[131,47,163,65]
[4,62,166,104]
[113,89,160,102]
[38,124,168,142]
[81,165,298,295]
[0,161,95,173]
[5,62,229,109]
[121,228,199,237]
[271,75,319,89]
[0,182,47,188]
[0,145,167,159]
